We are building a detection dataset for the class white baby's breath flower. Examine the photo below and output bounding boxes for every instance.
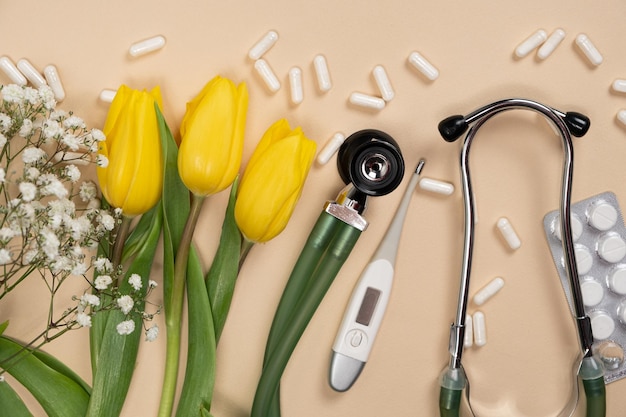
[0,168,5,184]
[0,113,12,132]
[117,295,134,315]
[98,213,115,231]
[79,181,97,202]
[42,120,63,140]
[128,274,142,291]
[116,319,135,335]
[145,325,159,342]
[38,174,68,199]
[148,280,158,289]
[61,133,81,151]
[63,115,85,129]
[18,182,37,202]
[0,249,12,265]
[64,164,81,182]
[0,227,15,242]
[92,128,105,142]
[22,147,46,164]
[80,293,100,307]
[19,118,33,137]
[38,86,56,109]
[96,154,109,168]
[76,312,92,327]
[40,228,60,261]
[24,167,40,181]
[50,110,67,121]
[94,274,112,290]
[2,84,25,103]
[0,133,6,148]
[93,257,112,273]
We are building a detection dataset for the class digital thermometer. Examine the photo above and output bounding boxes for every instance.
[329,159,425,392]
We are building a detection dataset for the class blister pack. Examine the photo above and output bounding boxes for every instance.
[543,191,626,383]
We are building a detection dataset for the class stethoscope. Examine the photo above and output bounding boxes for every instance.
[252,129,405,417]
[437,98,606,417]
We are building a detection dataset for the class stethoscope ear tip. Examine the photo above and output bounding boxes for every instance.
[565,112,591,137]
[438,115,468,142]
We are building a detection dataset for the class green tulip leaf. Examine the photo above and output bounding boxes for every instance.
[0,378,34,417]
[31,349,91,396]
[0,320,8,336]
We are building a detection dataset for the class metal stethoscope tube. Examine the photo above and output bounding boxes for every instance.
[438,98,605,417]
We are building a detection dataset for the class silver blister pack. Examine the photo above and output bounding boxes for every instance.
[543,191,626,383]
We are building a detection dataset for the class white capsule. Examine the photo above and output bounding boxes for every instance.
[254,59,280,93]
[418,177,454,196]
[473,277,505,306]
[129,35,166,57]
[43,65,65,101]
[496,217,521,250]
[464,314,473,348]
[473,311,487,347]
[0,56,27,86]
[349,92,385,110]
[407,51,439,81]
[575,33,603,66]
[288,67,303,105]
[317,132,345,165]
[16,58,47,88]
[537,28,565,60]
[248,30,278,60]
[313,54,332,92]
[514,29,547,58]
[372,65,394,102]
[99,89,117,103]
[612,79,626,94]
[617,110,626,127]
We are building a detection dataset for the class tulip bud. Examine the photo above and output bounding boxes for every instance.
[235,119,316,243]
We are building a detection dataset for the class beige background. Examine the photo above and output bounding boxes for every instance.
[3,0,626,416]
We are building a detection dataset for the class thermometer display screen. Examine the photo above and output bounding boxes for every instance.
[356,287,381,326]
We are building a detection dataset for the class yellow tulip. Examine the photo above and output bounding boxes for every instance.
[97,85,163,217]
[178,76,248,196]
[235,119,316,243]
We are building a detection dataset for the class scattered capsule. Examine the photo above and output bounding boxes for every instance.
[313,54,332,92]
[575,33,603,66]
[99,89,117,103]
[129,35,166,57]
[612,79,626,94]
[473,311,487,347]
[43,65,65,101]
[317,132,346,165]
[0,56,27,85]
[617,109,626,127]
[288,66,303,105]
[418,177,454,196]
[248,30,278,60]
[372,65,394,101]
[537,28,565,60]
[514,29,547,58]
[254,59,281,93]
[349,92,385,110]
[473,277,505,306]
[407,51,439,81]
[17,58,47,88]
[463,314,473,348]
[497,217,521,250]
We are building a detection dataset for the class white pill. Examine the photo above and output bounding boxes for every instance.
[418,177,454,196]
[618,110,626,127]
[43,65,65,101]
[581,280,604,307]
[99,89,117,103]
[597,233,626,264]
[129,35,166,57]
[609,266,626,295]
[515,29,547,58]
[407,51,439,81]
[611,79,626,94]
[464,314,473,348]
[537,28,566,60]
[248,30,278,60]
[473,311,487,347]
[0,56,27,86]
[288,67,303,105]
[313,54,332,92]
[588,201,618,231]
[590,311,615,340]
[473,277,505,306]
[349,92,385,110]
[16,58,47,89]
[497,217,521,250]
[317,132,345,165]
[574,245,593,275]
[553,214,584,242]
[254,59,280,93]
[575,33,603,66]
[372,65,394,101]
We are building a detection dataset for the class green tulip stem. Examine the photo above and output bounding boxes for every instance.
[239,237,254,270]
[112,215,133,278]
[158,193,205,417]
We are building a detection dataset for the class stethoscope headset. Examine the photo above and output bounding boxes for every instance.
[436,98,606,417]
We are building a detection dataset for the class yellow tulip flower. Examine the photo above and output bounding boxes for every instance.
[97,85,163,217]
[178,76,248,196]
[235,119,316,243]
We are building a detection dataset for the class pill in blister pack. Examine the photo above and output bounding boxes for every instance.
[543,191,626,383]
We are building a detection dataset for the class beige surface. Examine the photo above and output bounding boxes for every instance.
[3,1,626,416]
